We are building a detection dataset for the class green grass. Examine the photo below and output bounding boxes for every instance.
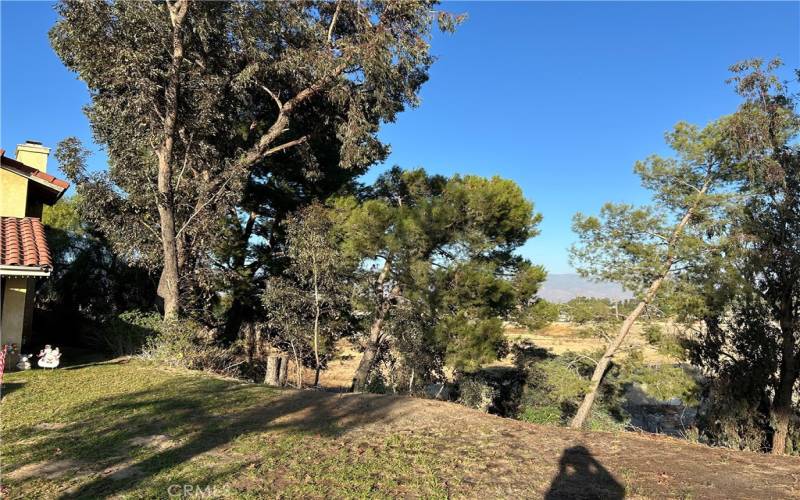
[0,360,455,499]
[3,359,794,499]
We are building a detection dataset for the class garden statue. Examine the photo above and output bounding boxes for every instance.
[37,345,61,369]
[16,354,32,371]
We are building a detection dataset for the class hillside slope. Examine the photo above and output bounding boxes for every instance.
[1,361,797,499]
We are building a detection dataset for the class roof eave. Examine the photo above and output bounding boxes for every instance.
[0,154,70,203]
[1,163,67,199]
[0,265,52,277]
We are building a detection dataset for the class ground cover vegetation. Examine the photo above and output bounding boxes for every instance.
[4,361,798,499]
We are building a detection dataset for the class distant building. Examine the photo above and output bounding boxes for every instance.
[0,141,68,366]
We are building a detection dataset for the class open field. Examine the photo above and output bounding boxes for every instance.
[312,321,678,391]
[1,360,798,499]
[503,321,677,365]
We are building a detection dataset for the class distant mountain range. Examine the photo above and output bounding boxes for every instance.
[539,273,633,303]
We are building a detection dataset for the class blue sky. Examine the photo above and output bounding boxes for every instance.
[2,2,798,273]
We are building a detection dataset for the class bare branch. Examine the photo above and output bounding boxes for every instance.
[138,218,162,241]
[174,132,194,192]
[327,0,343,44]
[260,85,283,111]
[166,0,189,28]
[264,136,309,157]
[176,168,240,237]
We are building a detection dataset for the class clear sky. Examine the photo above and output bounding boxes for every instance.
[2,1,798,273]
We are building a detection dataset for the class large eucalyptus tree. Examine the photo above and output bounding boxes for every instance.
[51,0,461,319]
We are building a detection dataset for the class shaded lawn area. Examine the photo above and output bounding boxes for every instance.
[0,361,454,499]
[1,360,799,499]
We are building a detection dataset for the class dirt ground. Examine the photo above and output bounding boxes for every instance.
[321,392,800,499]
[504,321,676,364]
[232,334,800,497]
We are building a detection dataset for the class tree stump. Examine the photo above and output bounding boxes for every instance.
[264,355,281,386]
[265,355,290,387]
[278,355,288,386]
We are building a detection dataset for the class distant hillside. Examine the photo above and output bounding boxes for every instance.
[539,273,633,303]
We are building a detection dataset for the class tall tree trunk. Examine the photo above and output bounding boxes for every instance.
[312,256,322,386]
[570,178,712,429]
[351,307,388,392]
[351,257,392,392]
[156,0,189,320]
[570,277,666,428]
[771,299,797,455]
[768,151,798,455]
[157,203,181,319]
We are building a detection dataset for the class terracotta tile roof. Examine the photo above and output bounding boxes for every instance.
[0,148,69,195]
[0,217,52,270]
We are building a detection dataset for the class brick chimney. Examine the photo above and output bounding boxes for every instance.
[15,140,50,173]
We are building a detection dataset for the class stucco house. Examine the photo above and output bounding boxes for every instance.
[0,141,68,367]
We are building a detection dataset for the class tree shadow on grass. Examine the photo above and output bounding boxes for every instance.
[544,445,625,500]
[0,382,26,400]
[4,376,411,499]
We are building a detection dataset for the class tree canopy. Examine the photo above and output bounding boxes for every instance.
[337,167,545,390]
[51,0,462,319]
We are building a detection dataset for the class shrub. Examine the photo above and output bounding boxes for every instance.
[519,404,562,425]
[455,365,525,416]
[516,299,560,330]
[575,323,615,340]
[511,341,550,369]
[642,324,686,360]
[515,347,631,429]
[91,310,162,356]
[517,358,589,425]
[643,324,663,345]
[618,356,700,405]
[365,371,389,394]
[692,376,800,454]
[656,336,686,360]
[588,406,628,432]
[141,319,241,378]
[457,377,497,413]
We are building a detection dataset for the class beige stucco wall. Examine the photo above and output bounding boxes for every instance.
[0,169,28,217]
[1,277,30,365]
[15,143,50,172]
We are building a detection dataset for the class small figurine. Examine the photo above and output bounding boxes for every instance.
[16,354,32,371]
[37,345,61,369]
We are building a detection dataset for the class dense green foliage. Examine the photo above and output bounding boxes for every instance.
[561,297,638,324]
[36,197,158,351]
[338,167,545,389]
[518,299,561,330]
[570,118,736,296]
[678,60,800,454]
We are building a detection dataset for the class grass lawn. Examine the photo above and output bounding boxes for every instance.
[1,360,456,499]
[1,360,799,499]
